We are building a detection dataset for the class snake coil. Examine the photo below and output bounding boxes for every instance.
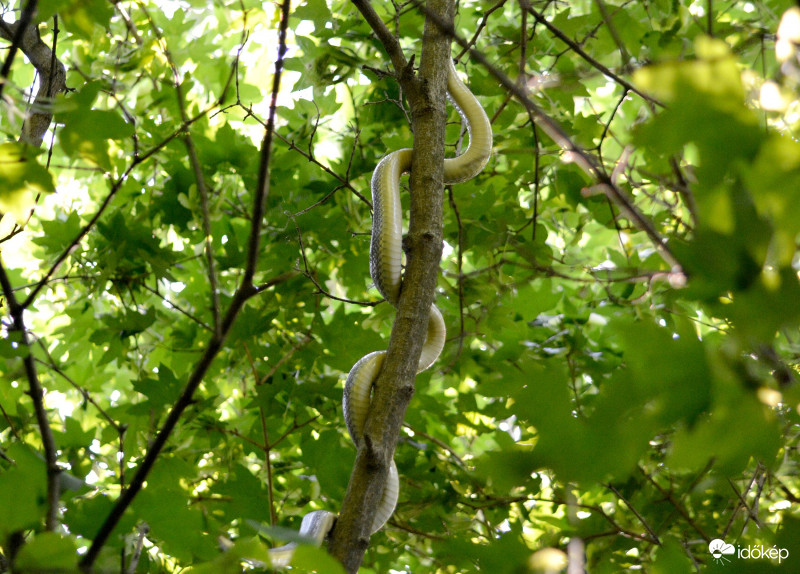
[267,57,492,566]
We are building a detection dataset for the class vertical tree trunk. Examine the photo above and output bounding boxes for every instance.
[327,1,454,572]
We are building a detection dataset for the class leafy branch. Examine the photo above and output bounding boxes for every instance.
[416,0,684,275]
[0,261,60,531]
[77,0,294,568]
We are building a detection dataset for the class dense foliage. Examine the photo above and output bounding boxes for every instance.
[2,0,800,572]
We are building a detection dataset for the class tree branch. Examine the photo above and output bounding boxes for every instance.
[327,0,453,571]
[0,9,68,146]
[0,257,60,531]
[526,2,656,105]
[0,0,39,98]
[350,0,409,74]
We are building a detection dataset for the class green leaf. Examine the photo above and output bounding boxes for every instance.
[293,0,335,32]
[650,537,695,573]
[0,447,47,537]
[64,495,118,539]
[14,532,78,571]
[32,211,83,255]
[38,0,114,37]
[633,38,764,187]
[668,392,782,475]
[132,363,182,408]
[290,545,347,573]
[0,143,55,222]
[57,84,133,169]
[301,430,351,497]
[58,415,96,449]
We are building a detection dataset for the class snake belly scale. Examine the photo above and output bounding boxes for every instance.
[266,57,492,566]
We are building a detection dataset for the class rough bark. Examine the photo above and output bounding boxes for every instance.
[0,18,67,147]
[327,1,453,572]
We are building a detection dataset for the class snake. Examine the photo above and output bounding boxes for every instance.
[265,56,492,567]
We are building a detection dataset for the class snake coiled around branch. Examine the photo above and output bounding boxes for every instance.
[342,56,493,534]
[266,56,492,567]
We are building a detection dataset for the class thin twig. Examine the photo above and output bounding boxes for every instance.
[124,523,149,574]
[402,422,465,468]
[139,1,223,335]
[593,0,631,65]
[275,131,372,209]
[292,217,381,306]
[33,341,122,432]
[184,134,223,335]
[110,0,144,46]
[638,467,710,542]
[258,331,313,385]
[606,484,662,545]
[139,282,213,332]
[0,400,21,441]
[350,0,409,74]
[243,342,278,527]
[254,269,301,293]
[445,187,466,366]
[526,2,656,104]
[458,0,509,60]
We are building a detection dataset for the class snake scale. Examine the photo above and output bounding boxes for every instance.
[267,56,492,567]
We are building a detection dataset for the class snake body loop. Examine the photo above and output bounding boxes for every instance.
[343,57,493,534]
